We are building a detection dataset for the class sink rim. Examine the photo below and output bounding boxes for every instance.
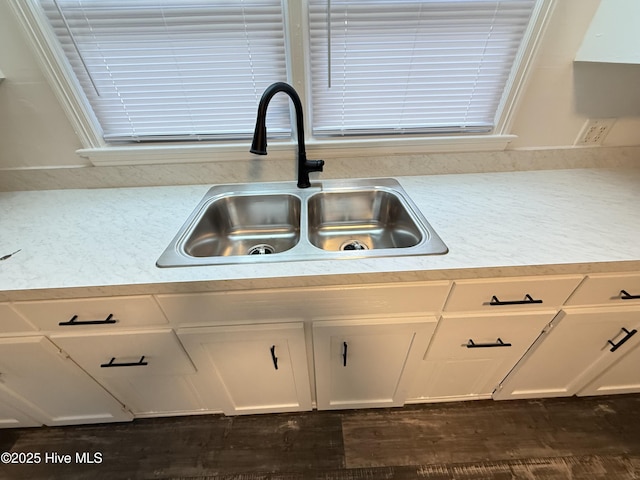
[156,178,448,267]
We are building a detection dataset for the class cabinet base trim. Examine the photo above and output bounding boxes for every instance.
[406,394,492,404]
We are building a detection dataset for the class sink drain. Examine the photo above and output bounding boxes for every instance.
[340,240,369,251]
[247,244,275,255]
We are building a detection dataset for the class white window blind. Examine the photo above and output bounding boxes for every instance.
[38,0,289,143]
[308,0,536,136]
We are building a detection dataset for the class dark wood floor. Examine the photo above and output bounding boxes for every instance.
[2,395,640,480]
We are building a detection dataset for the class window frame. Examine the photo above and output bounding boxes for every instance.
[9,0,556,166]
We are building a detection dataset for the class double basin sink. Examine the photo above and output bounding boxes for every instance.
[157,178,447,267]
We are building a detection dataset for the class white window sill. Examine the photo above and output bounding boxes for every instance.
[78,135,517,167]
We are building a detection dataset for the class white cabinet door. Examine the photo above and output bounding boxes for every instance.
[0,337,132,426]
[178,323,312,415]
[578,338,640,396]
[0,389,41,428]
[52,330,201,416]
[494,305,640,400]
[408,311,555,402]
[313,316,437,410]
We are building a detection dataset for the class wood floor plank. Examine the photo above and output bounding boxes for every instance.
[0,411,344,480]
[341,396,640,468]
[211,412,345,473]
[160,455,640,480]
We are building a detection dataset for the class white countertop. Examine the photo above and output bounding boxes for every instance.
[1,168,640,300]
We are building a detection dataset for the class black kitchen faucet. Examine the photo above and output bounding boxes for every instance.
[250,82,324,188]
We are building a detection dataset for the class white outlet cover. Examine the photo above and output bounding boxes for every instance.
[574,118,616,145]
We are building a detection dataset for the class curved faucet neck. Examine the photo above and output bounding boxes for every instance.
[254,82,306,157]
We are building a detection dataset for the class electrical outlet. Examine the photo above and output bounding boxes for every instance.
[575,118,616,145]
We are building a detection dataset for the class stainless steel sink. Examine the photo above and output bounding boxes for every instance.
[156,178,447,267]
[307,189,423,251]
[182,194,300,257]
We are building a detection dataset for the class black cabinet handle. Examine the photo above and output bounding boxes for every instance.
[59,313,117,326]
[466,338,512,348]
[270,345,278,370]
[608,328,637,352]
[342,342,348,367]
[489,294,543,306]
[100,356,148,368]
[621,290,640,300]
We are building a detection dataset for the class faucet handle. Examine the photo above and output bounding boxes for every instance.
[306,159,324,173]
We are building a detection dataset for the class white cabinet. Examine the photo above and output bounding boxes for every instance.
[494,305,640,400]
[405,274,581,404]
[567,275,640,396]
[408,311,555,402]
[177,323,312,415]
[51,329,200,416]
[496,273,640,401]
[313,316,437,410]
[10,271,640,423]
[575,0,640,64]
[0,336,132,426]
[159,281,450,415]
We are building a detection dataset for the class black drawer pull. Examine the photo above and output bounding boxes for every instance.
[608,328,637,352]
[342,341,348,367]
[466,338,512,348]
[621,290,640,300]
[59,313,117,326]
[270,345,278,370]
[100,356,148,368]
[489,294,543,306]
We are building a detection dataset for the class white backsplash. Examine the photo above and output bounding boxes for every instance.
[1,146,639,192]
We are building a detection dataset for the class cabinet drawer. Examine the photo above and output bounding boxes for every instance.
[13,296,168,331]
[0,304,36,333]
[426,311,556,359]
[565,273,640,306]
[443,276,582,312]
[51,329,195,377]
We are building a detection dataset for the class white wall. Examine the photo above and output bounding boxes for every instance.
[509,0,640,148]
[0,0,639,170]
[0,1,85,168]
